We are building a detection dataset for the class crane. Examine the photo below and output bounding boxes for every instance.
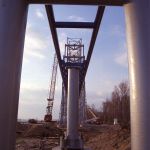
[44,53,58,122]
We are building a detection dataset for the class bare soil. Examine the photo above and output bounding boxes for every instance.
[83,124,131,150]
[16,123,130,150]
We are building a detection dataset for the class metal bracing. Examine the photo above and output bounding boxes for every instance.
[55,22,95,29]
[79,82,87,125]
[45,4,106,92]
[45,5,67,89]
[1,0,149,149]
[80,6,105,90]
[59,83,67,127]
[28,0,128,6]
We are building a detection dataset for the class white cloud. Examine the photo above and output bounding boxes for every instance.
[67,15,86,22]
[115,50,128,67]
[114,41,128,68]
[86,78,123,108]
[59,32,68,54]
[110,25,125,37]
[114,43,128,68]
[24,25,49,61]
[20,82,47,91]
[35,9,45,20]
[19,83,61,120]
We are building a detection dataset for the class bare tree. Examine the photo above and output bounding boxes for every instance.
[99,81,130,125]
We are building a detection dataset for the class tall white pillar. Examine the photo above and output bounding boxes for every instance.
[124,1,149,149]
[67,68,82,149]
[0,0,28,149]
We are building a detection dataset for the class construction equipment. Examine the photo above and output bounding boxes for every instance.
[85,106,102,124]
[44,53,58,122]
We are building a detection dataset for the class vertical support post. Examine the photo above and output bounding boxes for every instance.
[0,0,28,149]
[59,84,65,126]
[59,83,67,127]
[64,86,67,127]
[67,68,82,149]
[79,82,86,126]
[124,1,149,150]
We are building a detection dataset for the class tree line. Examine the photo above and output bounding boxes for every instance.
[90,81,130,126]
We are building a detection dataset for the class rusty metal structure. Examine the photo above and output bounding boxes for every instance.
[79,82,87,126]
[44,53,58,122]
[0,0,149,150]
[59,83,67,127]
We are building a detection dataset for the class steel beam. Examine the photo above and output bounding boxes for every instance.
[45,5,67,89]
[81,6,105,88]
[0,0,28,149]
[55,22,94,29]
[28,0,127,6]
[59,83,67,127]
[124,0,150,150]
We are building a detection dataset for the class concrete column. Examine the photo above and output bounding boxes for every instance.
[67,68,81,149]
[59,83,66,127]
[79,82,86,126]
[0,0,28,149]
[124,1,149,150]
[64,86,67,127]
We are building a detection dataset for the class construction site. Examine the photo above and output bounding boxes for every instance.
[0,0,149,150]
[16,38,130,150]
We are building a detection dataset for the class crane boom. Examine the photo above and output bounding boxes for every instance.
[44,53,58,122]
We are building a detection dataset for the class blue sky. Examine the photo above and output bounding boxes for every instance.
[18,5,128,120]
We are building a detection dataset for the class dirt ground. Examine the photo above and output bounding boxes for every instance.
[16,122,130,150]
[83,124,130,150]
[16,122,62,150]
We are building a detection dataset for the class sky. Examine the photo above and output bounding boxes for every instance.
[18,5,129,120]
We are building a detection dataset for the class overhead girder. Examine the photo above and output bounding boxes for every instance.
[28,0,128,6]
[55,22,95,29]
[45,4,106,91]
[45,5,67,89]
[80,6,105,89]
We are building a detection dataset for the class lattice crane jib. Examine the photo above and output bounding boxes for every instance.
[44,53,58,122]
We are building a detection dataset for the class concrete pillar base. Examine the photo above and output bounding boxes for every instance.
[64,137,84,150]
[52,146,90,150]
[59,135,84,150]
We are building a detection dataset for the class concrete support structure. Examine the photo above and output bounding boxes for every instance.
[79,82,87,126]
[0,0,28,149]
[59,83,67,127]
[124,1,149,150]
[67,68,83,149]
